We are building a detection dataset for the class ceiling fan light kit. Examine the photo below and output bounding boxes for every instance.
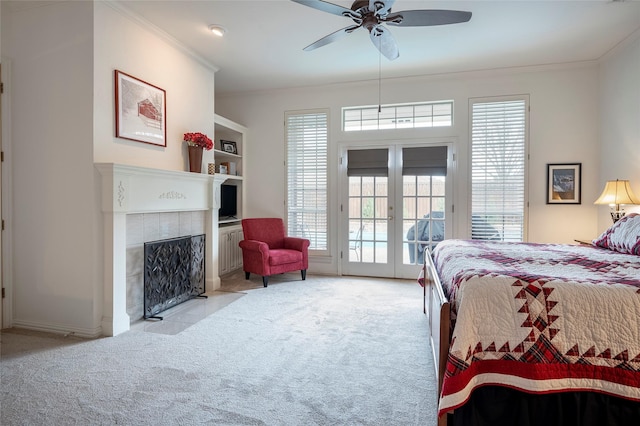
[291,0,472,60]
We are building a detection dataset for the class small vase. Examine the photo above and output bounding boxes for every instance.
[187,144,203,173]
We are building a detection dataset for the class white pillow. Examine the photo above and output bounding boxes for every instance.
[592,213,640,255]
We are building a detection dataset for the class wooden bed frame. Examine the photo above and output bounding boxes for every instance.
[422,250,450,426]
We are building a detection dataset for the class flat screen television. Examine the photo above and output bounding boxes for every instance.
[219,184,238,219]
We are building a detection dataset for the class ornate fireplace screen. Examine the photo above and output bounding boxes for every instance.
[143,234,205,319]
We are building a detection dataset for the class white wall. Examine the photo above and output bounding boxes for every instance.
[93,2,216,172]
[3,1,98,335]
[216,64,602,274]
[598,33,640,233]
[2,1,218,336]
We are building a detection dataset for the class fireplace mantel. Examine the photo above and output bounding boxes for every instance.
[96,163,227,336]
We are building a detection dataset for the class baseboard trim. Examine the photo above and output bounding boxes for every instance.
[11,319,102,339]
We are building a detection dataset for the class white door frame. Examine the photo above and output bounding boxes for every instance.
[1,59,13,328]
[0,62,4,328]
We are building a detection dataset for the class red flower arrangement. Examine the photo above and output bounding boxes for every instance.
[183,132,213,150]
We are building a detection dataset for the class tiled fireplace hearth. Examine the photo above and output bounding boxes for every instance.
[96,163,226,336]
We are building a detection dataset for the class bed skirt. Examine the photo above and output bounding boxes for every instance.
[449,386,640,426]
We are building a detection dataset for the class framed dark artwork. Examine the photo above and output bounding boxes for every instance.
[115,70,166,147]
[221,140,238,154]
[547,163,582,204]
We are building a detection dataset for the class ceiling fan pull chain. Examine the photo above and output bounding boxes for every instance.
[378,46,382,113]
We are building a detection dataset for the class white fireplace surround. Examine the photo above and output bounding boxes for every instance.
[96,163,226,336]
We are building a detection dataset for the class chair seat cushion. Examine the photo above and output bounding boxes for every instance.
[269,249,303,266]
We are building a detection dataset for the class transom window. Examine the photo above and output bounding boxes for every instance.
[343,101,453,131]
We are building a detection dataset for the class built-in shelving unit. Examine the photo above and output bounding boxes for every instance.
[219,218,240,225]
[214,114,247,275]
[212,149,243,181]
[214,114,247,229]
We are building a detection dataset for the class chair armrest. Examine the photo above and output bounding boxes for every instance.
[239,239,270,255]
[283,237,310,251]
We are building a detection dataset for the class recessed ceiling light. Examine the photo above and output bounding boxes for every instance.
[208,25,226,37]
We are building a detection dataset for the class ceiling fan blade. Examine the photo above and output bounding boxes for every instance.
[291,0,360,19]
[385,10,472,27]
[369,25,399,61]
[303,25,361,51]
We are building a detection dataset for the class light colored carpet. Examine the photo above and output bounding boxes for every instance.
[1,274,438,425]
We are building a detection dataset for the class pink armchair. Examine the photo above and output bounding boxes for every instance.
[239,218,310,287]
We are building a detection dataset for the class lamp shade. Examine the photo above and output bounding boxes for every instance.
[594,179,640,205]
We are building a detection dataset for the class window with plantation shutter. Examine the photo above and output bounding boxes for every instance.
[470,97,528,242]
[285,110,328,251]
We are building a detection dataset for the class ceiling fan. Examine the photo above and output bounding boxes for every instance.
[291,0,472,60]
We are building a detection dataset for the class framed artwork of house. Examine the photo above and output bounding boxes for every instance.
[547,163,582,204]
[115,70,167,147]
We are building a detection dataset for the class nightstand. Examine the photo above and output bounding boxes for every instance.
[574,239,593,246]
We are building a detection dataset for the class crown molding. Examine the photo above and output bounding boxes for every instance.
[104,1,219,74]
[217,60,600,99]
[599,26,640,64]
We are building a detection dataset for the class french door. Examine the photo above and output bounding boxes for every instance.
[340,144,452,279]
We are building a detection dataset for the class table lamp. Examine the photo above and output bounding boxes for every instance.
[594,179,640,223]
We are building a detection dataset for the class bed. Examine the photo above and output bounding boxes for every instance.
[422,213,640,426]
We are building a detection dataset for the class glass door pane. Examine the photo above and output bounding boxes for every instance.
[348,176,389,264]
[402,175,446,265]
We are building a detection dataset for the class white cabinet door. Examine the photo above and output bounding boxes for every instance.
[219,227,230,275]
[231,229,243,270]
[229,229,239,271]
[219,226,243,276]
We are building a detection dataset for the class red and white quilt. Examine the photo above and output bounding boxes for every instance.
[433,240,640,416]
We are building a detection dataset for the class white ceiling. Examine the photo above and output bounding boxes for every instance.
[118,0,640,95]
